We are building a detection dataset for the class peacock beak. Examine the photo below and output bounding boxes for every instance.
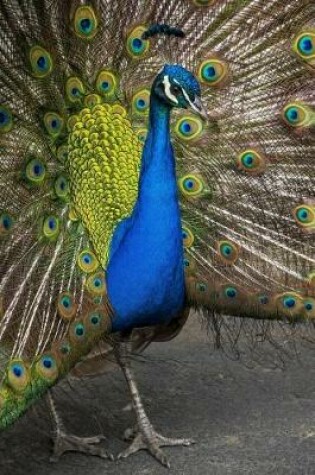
[188,96,208,121]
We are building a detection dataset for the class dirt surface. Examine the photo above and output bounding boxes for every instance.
[0,317,314,475]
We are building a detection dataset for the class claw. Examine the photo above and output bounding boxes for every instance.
[118,429,195,468]
[50,431,114,462]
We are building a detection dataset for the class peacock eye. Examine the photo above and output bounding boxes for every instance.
[74,6,98,40]
[96,70,118,100]
[171,85,181,95]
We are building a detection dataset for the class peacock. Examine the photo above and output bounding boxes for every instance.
[0,0,314,469]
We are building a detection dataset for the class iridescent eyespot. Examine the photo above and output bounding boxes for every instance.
[83,94,102,108]
[66,77,85,103]
[7,359,30,392]
[42,215,60,240]
[25,158,46,185]
[293,205,315,228]
[183,253,196,273]
[44,112,64,137]
[0,105,13,134]
[174,116,203,141]
[217,240,239,264]
[198,58,228,86]
[86,272,106,296]
[282,102,314,128]
[35,354,59,382]
[293,31,315,64]
[136,127,148,143]
[54,175,70,200]
[96,70,118,100]
[74,6,98,40]
[84,309,110,334]
[126,25,150,59]
[29,45,53,78]
[182,225,195,248]
[304,300,314,312]
[282,295,297,309]
[224,286,238,299]
[77,249,99,273]
[132,89,150,115]
[0,212,14,235]
[57,292,76,321]
[69,320,87,345]
[178,173,206,199]
[236,149,266,174]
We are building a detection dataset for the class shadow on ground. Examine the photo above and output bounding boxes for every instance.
[0,317,314,475]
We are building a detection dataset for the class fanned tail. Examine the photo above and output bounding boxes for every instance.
[0,0,314,431]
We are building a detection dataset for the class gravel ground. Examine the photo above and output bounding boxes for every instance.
[0,317,314,475]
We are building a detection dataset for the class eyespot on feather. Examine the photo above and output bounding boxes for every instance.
[0,105,13,134]
[69,320,87,346]
[183,253,196,273]
[222,285,239,300]
[275,292,304,317]
[178,173,207,199]
[86,272,106,296]
[42,215,60,240]
[216,240,239,265]
[73,6,98,40]
[96,70,119,100]
[282,102,314,128]
[292,204,315,230]
[292,30,315,66]
[236,149,266,174]
[182,225,195,248]
[0,212,14,235]
[57,292,77,322]
[83,309,110,335]
[303,298,315,318]
[126,25,150,59]
[66,77,85,103]
[132,89,150,115]
[54,175,70,201]
[77,249,99,273]
[24,157,46,185]
[44,112,64,137]
[29,45,53,78]
[6,360,30,393]
[34,354,59,383]
[174,115,203,141]
[197,58,228,86]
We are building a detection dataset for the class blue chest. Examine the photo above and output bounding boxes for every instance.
[106,98,185,332]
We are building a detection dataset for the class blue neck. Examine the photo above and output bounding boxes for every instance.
[107,92,185,332]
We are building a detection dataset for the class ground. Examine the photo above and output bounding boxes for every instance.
[0,316,314,475]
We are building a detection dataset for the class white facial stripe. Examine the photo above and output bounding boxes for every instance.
[181,87,195,108]
[163,75,178,104]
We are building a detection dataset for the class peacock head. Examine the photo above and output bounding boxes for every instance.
[152,64,207,119]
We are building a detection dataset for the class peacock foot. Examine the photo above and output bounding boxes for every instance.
[50,431,114,462]
[118,424,195,468]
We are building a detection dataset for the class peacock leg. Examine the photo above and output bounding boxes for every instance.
[47,391,114,462]
[116,349,195,468]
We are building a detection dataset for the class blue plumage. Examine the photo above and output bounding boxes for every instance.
[107,68,191,332]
